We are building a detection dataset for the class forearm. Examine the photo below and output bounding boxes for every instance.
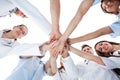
[60,0,94,41]
[70,30,101,44]
[70,26,112,44]
[69,46,105,65]
[50,57,57,75]
[45,57,57,76]
[50,0,60,31]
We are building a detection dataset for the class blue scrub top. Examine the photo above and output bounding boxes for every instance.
[6,57,45,80]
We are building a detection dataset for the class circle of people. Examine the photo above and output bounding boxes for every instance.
[1,0,120,80]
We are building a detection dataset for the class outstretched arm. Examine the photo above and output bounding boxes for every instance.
[69,26,113,44]
[49,0,61,43]
[45,47,58,76]
[45,57,57,76]
[52,0,95,54]
[69,46,105,65]
[61,0,95,41]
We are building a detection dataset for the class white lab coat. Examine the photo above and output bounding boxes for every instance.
[53,68,68,80]
[0,0,16,17]
[1,0,51,35]
[0,30,44,58]
[62,56,120,80]
[53,68,78,80]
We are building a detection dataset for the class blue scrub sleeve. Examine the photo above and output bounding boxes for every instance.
[109,19,120,38]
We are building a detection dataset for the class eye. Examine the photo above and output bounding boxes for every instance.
[87,48,90,50]
[83,50,86,52]
[99,43,102,46]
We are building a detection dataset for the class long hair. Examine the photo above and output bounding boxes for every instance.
[101,0,120,14]
[94,40,120,57]
[94,40,120,76]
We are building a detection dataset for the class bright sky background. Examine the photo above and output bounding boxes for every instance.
[0,0,120,80]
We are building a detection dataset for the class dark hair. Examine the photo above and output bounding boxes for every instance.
[94,40,120,76]
[81,44,92,50]
[101,0,120,14]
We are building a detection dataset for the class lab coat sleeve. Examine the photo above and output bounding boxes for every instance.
[8,0,52,35]
[101,57,120,69]
[8,43,44,56]
[62,56,79,78]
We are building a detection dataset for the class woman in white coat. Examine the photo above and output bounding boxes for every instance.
[0,24,45,58]
[61,43,120,80]
[94,40,120,75]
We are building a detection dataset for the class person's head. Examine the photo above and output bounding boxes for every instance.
[14,8,27,18]
[4,24,28,39]
[101,0,120,15]
[94,40,120,57]
[81,44,94,54]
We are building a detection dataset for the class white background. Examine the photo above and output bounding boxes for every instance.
[0,0,120,80]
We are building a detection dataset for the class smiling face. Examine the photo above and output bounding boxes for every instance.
[101,0,120,14]
[95,41,113,54]
[11,24,28,39]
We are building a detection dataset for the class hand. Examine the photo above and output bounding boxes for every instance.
[51,38,66,55]
[48,30,62,43]
[49,45,58,59]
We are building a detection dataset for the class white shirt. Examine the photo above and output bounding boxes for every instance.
[62,56,120,80]
[53,68,78,80]
[53,68,67,80]
[0,30,44,58]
